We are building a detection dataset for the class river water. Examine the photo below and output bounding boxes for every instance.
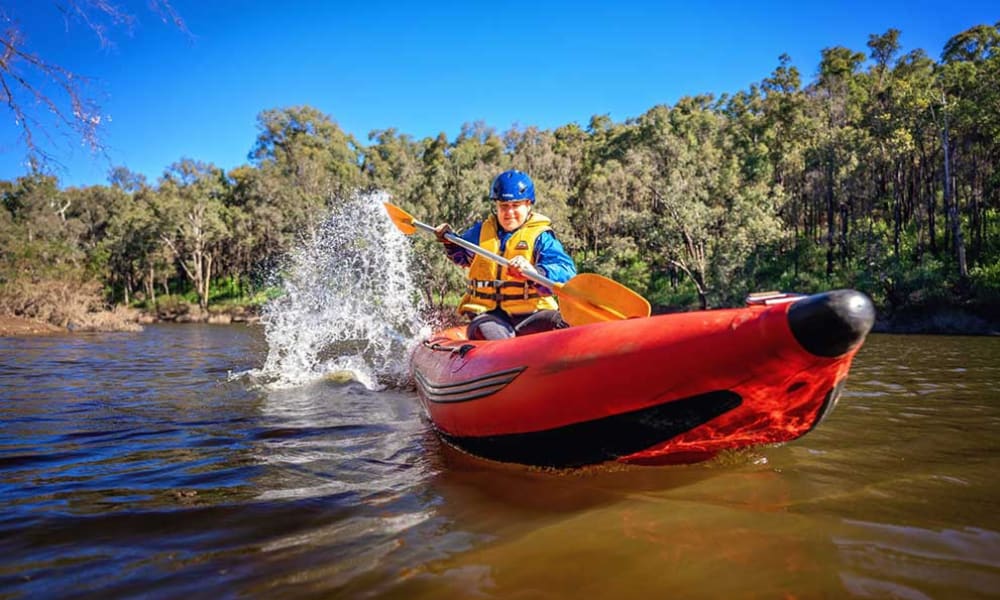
[2,326,998,599]
[3,194,1000,598]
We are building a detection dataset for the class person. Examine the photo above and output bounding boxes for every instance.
[434,169,577,340]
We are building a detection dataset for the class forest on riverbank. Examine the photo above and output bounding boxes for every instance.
[1,24,998,333]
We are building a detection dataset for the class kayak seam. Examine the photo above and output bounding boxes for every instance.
[415,366,525,403]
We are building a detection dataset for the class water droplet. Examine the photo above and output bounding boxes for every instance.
[249,190,431,389]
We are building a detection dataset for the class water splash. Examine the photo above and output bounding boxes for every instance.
[250,191,431,389]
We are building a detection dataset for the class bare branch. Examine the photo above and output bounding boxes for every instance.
[0,27,102,161]
[147,1,188,35]
[0,2,186,173]
[668,259,708,297]
[58,1,134,48]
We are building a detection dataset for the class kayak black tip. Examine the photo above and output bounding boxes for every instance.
[788,289,875,357]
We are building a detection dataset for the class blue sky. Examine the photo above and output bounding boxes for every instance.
[1,0,996,188]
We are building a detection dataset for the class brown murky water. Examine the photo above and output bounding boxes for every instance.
[1,326,997,598]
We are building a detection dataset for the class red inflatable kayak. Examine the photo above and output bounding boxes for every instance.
[410,289,875,467]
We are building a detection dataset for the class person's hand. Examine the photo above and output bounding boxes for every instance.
[434,223,454,245]
[507,256,538,280]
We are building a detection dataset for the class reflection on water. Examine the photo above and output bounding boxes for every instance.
[1,328,998,598]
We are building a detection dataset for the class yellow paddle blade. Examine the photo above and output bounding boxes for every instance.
[555,273,651,326]
[383,202,417,235]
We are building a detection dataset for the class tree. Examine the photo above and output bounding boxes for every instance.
[249,106,364,239]
[0,173,80,272]
[442,121,505,225]
[101,185,168,305]
[362,127,422,199]
[937,23,1000,278]
[154,159,230,311]
[504,125,578,250]
[810,45,869,276]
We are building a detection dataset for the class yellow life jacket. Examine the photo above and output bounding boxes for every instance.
[458,212,560,317]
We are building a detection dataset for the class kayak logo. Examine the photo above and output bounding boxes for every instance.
[515,241,529,250]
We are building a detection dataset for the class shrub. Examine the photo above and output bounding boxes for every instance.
[0,276,140,331]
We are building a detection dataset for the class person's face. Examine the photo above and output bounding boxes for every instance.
[496,200,531,232]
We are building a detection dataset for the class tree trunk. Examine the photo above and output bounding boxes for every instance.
[192,247,205,311]
[148,265,156,306]
[201,254,213,312]
[893,165,902,258]
[941,111,969,279]
[825,150,835,277]
[919,145,937,256]
[840,196,850,267]
[970,153,982,262]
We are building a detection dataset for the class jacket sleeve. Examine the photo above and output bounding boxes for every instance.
[533,231,577,284]
[444,222,480,267]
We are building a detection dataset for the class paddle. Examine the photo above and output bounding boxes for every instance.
[383,202,651,325]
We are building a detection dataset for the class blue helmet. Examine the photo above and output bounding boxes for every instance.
[490,170,535,204]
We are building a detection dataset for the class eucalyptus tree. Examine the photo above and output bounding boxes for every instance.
[398,132,451,307]
[751,54,819,285]
[808,45,870,276]
[444,121,506,224]
[363,127,423,200]
[861,29,910,261]
[154,159,230,311]
[411,133,450,220]
[575,155,640,280]
[0,174,82,273]
[885,48,940,261]
[0,196,14,276]
[60,185,129,260]
[760,55,811,195]
[249,106,365,240]
[504,125,580,251]
[225,165,292,291]
[101,185,170,304]
[626,98,783,308]
[109,166,150,194]
[938,23,999,276]
[569,115,642,279]
[622,102,714,305]
[405,124,508,308]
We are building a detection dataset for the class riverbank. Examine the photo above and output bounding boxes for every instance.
[0,316,65,335]
[137,303,261,326]
[0,304,261,336]
[3,303,996,337]
[873,305,1000,335]
[0,307,147,336]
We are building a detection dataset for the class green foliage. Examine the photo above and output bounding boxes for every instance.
[646,275,702,310]
[610,249,652,299]
[970,259,1000,304]
[2,22,999,324]
[881,254,953,309]
[209,280,279,308]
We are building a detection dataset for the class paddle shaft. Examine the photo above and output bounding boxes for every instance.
[411,220,562,290]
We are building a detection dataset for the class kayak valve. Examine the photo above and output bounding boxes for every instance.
[788,289,875,357]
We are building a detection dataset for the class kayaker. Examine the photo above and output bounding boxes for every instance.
[433,169,577,340]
